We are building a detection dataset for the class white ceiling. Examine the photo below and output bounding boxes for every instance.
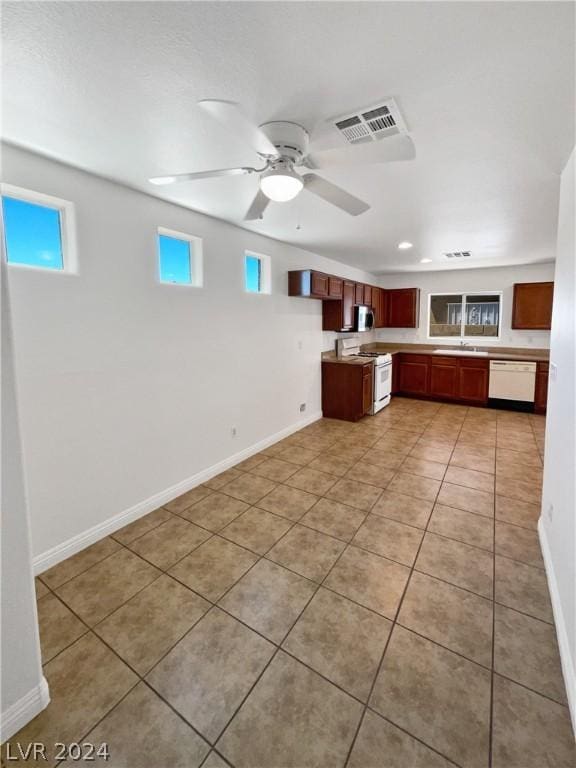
[2,2,574,273]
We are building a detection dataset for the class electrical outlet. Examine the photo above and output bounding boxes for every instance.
[231,427,237,438]
[299,403,306,412]
[547,503,553,522]
[297,340,303,351]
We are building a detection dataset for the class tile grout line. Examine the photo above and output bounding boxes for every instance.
[32,400,554,768]
[204,496,369,761]
[488,430,497,768]
[342,406,472,768]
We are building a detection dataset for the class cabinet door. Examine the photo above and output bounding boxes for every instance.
[387,288,420,328]
[328,276,343,298]
[430,360,458,399]
[364,285,372,307]
[535,362,549,413]
[391,354,400,394]
[311,272,329,298]
[343,281,356,329]
[362,366,373,414]
[355,283,364,304]
[398,356,429,395]
[372,287,381,325]
[457,363,489,403]
[512,282,554,330]
[378,290,388,328]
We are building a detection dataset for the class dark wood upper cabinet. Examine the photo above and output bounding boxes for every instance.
[289,271,418,330]
[429,357,458,399]
[387,288,420,328]
[328,276,343,299]
[373,287,385,327]
[377,289,388,328]
[289,270,337,299]
[311,271,329,298]
[535,361,549,413]
[323,280,355,331]
[342,280,355,330]
[512,282,554,330]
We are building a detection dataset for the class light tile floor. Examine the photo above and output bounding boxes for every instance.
[3,399,575,768]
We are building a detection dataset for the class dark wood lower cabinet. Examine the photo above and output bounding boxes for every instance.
[323,353,546,422]
[535,362,549,413]
[397,354,490,406]
[429,357,458,400]
[391,352,400,394]
[398,355,429,396]
[322,362,373,422]
[457,359,489,403]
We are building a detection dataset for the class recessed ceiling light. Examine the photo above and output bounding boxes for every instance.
[420,258,432,263]
[398,241,413,250]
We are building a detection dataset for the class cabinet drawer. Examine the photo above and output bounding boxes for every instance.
[431,356,458,366]
[459,357,489,368]
[400,353,430,364]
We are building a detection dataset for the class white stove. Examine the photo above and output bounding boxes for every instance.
[335,339,393,413]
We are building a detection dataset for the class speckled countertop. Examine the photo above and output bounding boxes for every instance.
[321,354,374,366]
[322,343,550,364]
[362,343,550,362]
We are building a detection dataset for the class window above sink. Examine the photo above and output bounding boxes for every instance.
[428,292,502,341]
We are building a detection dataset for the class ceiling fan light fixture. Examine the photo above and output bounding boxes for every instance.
[260,167,303,202]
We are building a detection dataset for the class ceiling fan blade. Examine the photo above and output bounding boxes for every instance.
[198,99,279,158]
[149,167,254,185]
[244,189,271,221]
[302,173,370,216]
[307,134,415,170]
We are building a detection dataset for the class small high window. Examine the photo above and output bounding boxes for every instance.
[428,292,502,339]
[245,251,271,294]
[2,185,76,272]
[157,227,202,286]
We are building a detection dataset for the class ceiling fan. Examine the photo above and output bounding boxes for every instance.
[149,100,415,220]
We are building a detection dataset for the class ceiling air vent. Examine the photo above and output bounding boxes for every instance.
[333,98,408,145]
[444,251,472,259]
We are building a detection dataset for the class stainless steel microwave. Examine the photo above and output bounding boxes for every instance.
[353,304,375,332]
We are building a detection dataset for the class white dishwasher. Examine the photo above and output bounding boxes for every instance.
[488,360,536,410]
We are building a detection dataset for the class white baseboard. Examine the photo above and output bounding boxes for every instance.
[33,411,322,574]
[1,676,50,743]
[538,517,576,733]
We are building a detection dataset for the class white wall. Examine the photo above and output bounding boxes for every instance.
[540,148,575,728]
[1,259,49,739]
[374,263,555,347]
[3,144,375,564]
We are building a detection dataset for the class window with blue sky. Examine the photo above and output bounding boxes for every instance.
[2,195,64,270]
[158,233,192,284]
[245,254,262,292]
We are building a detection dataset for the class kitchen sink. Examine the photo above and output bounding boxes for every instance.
[434,349,489,356]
